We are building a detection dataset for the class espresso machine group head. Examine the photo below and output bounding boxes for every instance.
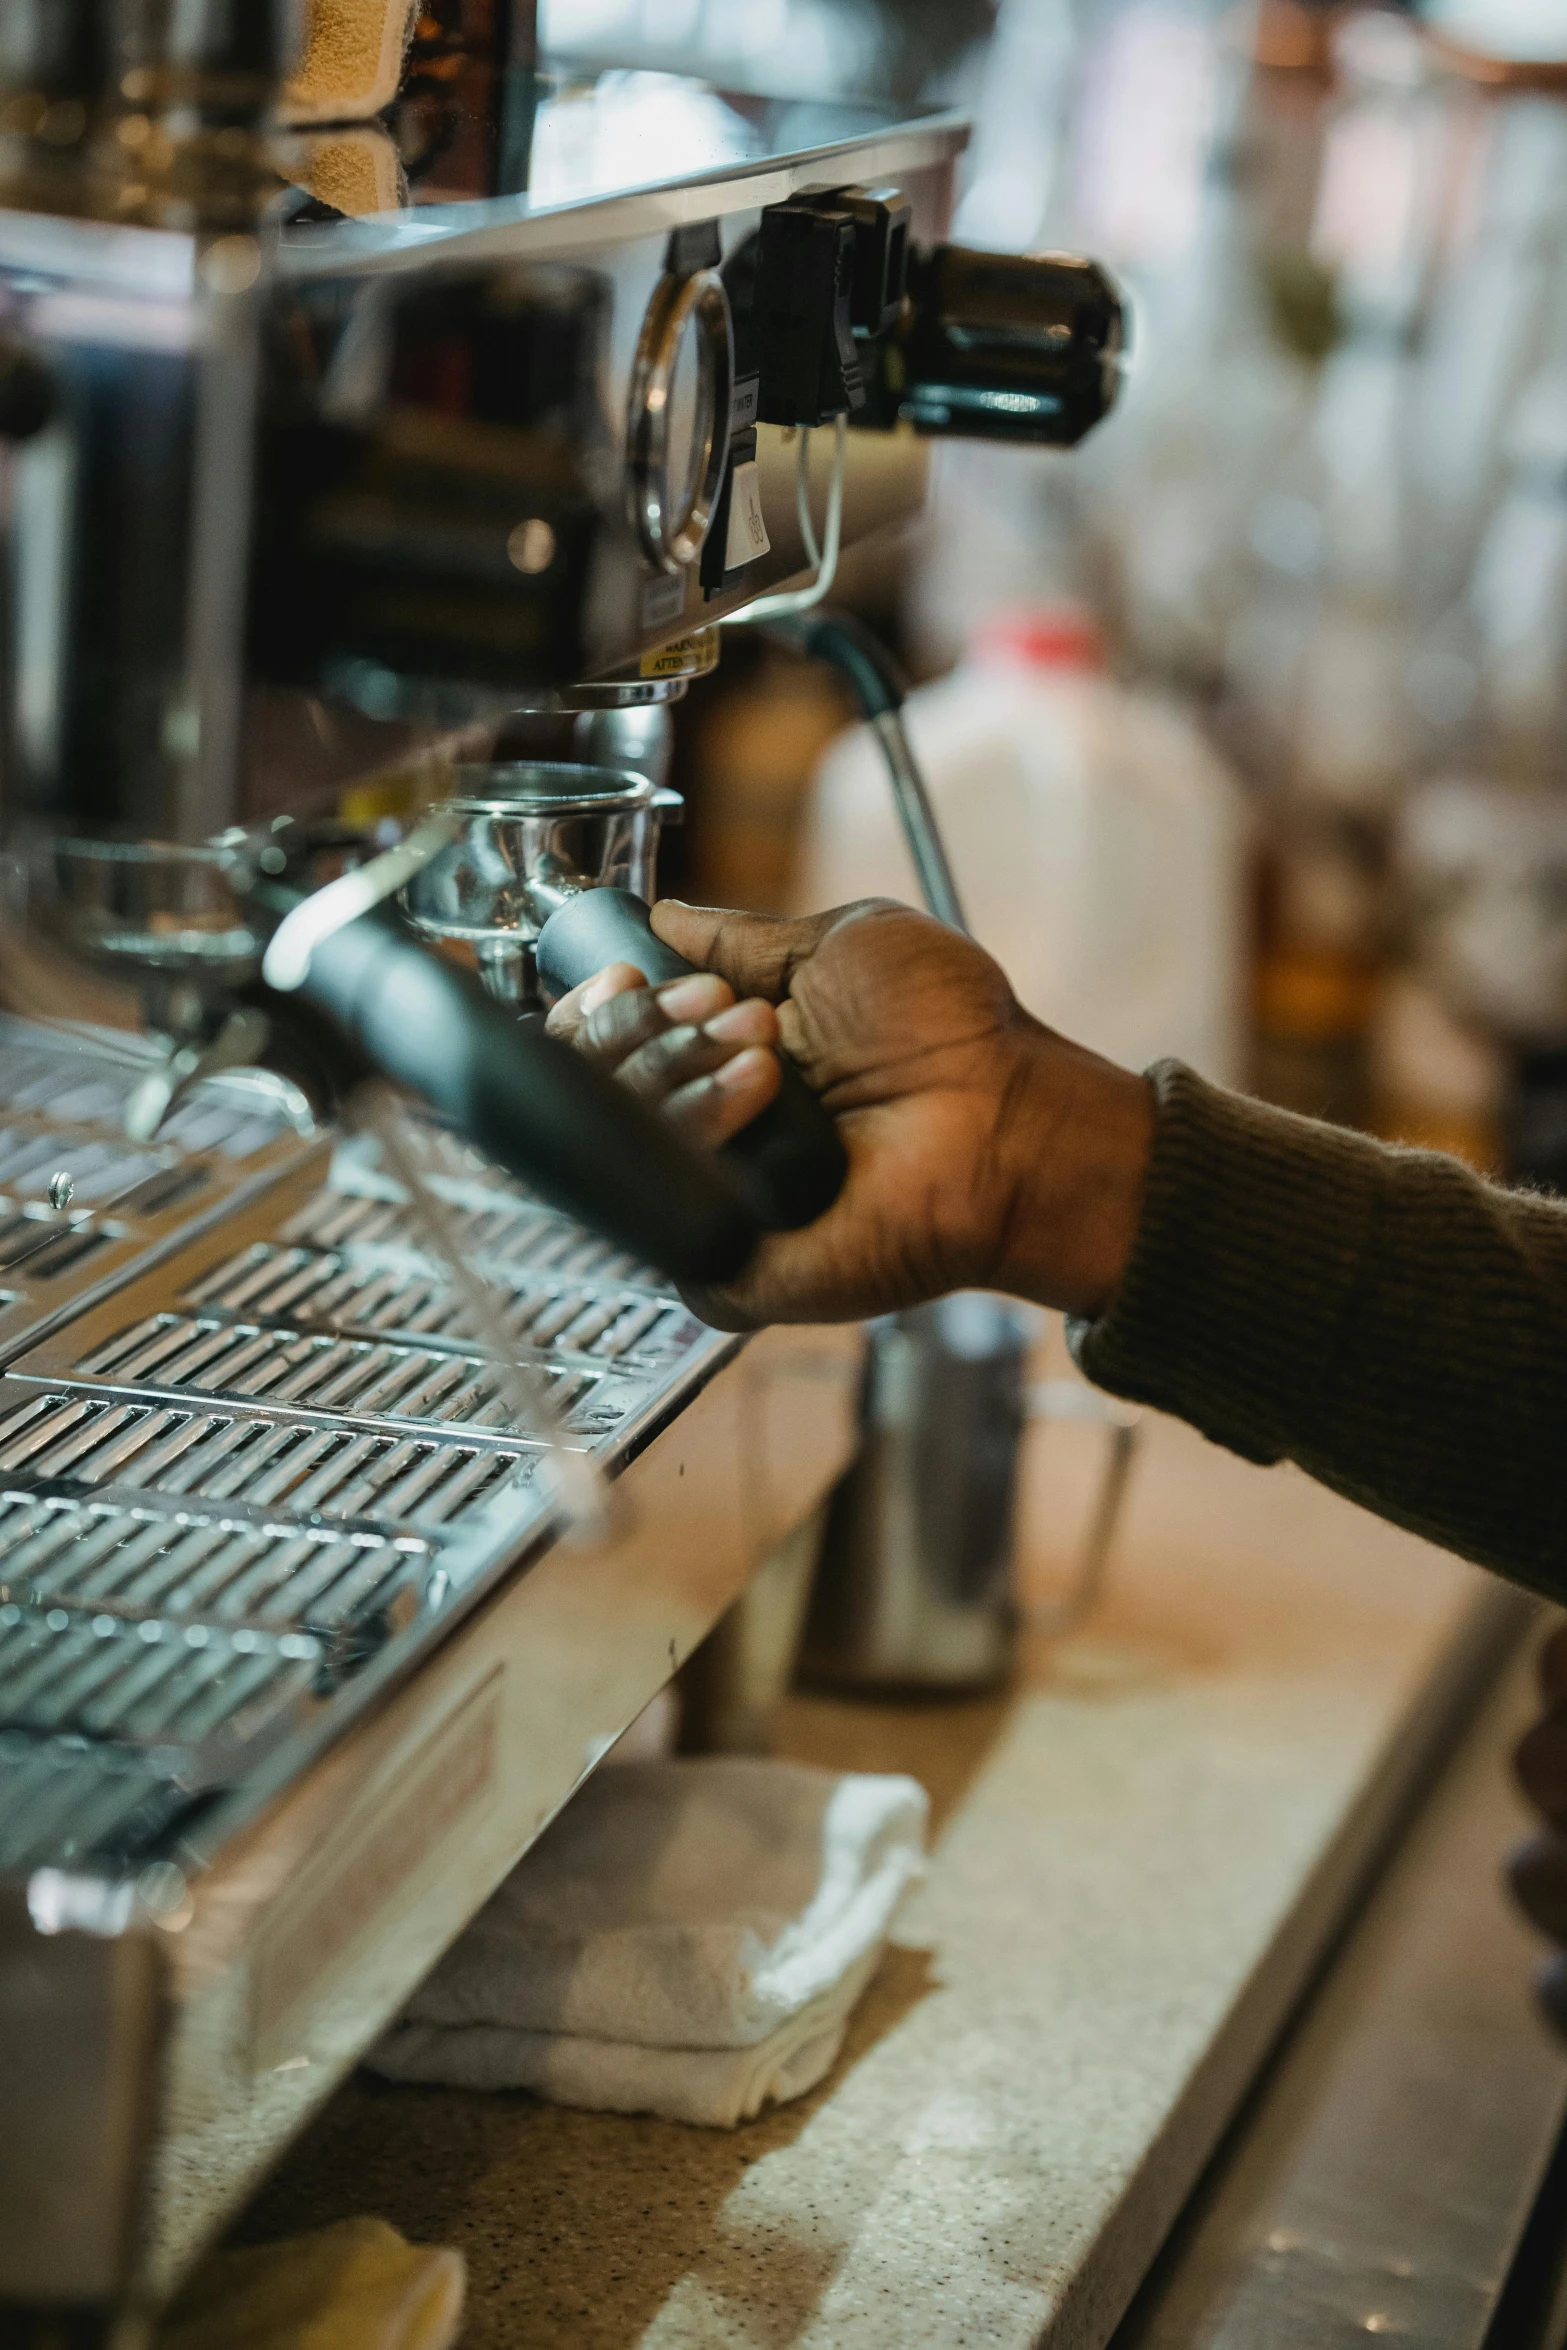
[0,2,1124,1281]
[0,13,1126,2338]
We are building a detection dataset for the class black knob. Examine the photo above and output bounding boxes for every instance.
[893,245,1125,447]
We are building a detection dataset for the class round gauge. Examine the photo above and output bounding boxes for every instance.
[626,266,734,575]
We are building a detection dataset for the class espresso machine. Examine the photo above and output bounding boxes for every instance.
[0,8,1123,2340]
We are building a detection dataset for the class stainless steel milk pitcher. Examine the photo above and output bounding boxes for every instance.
[799,1295,1139,1692]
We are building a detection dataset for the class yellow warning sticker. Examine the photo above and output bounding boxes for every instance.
[640,629,721,681]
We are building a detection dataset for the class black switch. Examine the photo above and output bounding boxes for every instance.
[754,198,866,429]
[833,186,912,337]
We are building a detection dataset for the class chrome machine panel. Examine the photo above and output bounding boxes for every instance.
[0,1014,862,2324]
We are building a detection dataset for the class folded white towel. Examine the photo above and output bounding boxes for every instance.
[367,1758,928,2127]
[367,1949,882,2130]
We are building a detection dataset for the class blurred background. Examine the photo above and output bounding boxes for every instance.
[546,0,1567,1187]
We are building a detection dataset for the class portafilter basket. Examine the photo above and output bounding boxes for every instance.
[402,762,682,1007]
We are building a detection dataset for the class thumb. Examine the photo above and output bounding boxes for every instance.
[651,901,834,1005]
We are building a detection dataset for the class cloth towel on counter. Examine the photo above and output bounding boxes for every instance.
[160,2217,464,2350]
[367,1757,929,2128]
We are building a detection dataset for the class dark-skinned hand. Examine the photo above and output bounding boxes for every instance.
[545,896,1154,1331]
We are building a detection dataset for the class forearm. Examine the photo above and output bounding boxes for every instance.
[585,898,1567,1581]
[1063,1062,1567,1598]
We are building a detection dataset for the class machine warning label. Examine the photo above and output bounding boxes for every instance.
[641,629,721,681]
[725,461,770,569]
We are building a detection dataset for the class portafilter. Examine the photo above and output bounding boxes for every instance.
[404,761,846,1232]
[403,762,682,1011]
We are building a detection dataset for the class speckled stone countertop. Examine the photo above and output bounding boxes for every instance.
[236,1392,1509,2349]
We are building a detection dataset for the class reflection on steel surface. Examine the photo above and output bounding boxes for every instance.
[0,1017,728,1881]
[0,1016,316,1364]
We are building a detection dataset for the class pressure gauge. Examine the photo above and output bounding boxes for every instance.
[626,266,734,574]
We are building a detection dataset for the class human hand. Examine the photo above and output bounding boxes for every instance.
[1509,1622,1567,2032]
[545,897,1153,1331]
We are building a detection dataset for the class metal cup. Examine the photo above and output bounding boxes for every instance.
[798,1295,1139,1693]
[401,760,681,1007]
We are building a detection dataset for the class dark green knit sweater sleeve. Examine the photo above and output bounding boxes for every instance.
[1069,1060,1567,1598]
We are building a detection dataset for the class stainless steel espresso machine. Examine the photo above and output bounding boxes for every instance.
[0,9,1123,2340]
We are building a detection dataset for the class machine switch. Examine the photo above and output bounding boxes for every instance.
[753,198,866,428]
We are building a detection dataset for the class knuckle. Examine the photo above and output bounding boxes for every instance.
[620,1026,712,1099]
[587,989,663,1059]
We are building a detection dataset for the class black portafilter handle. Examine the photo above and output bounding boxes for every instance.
[287,904,759,1287]
[535,889,848,1232]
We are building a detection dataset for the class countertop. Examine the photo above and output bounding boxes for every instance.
[232,1376,1526,2348]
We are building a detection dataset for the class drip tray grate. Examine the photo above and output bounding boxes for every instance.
[0,1491,430,1646]
[282,1184,662,1286]
[0,1390,534,1533]
[0,1015,318,1359]
[0,1095,733,1874]
[0,1032,298,1167]
[186,1239,695,1365]
[68,1313,624,1435]
[0,1603,319,1754]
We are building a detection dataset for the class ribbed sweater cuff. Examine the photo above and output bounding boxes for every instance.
[1069,1062,1384,1464]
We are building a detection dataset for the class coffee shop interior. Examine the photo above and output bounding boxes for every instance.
[4,1,1567,2345]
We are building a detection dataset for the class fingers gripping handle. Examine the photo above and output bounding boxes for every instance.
[290,906,758,1286]
[535,889,848,1231]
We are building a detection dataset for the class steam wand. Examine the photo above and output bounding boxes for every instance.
[753,606,1137,1643]
[756,611,968,934]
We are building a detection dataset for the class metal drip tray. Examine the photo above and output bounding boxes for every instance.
[200,1208,696,1365]
[0,1608,320,1765]
[0,1060,732,1882]
[0,1489,432,1635]
[0,1391,526,1529]
[0,1015,863,2340]
[64,1313,617,1439]
[0,1017,317,1362]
